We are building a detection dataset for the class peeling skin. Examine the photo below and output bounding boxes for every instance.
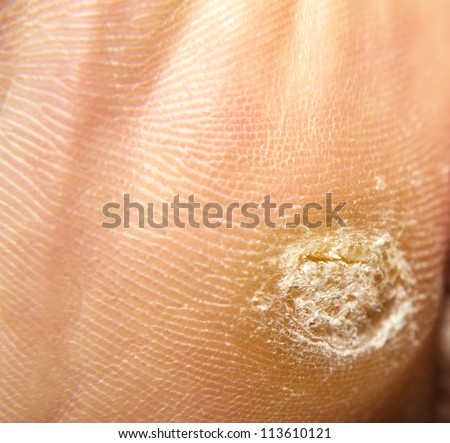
[251,230,416,355]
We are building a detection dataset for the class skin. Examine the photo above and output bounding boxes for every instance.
[1,0,450,422]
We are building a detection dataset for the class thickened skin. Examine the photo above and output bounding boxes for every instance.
[1,0,450,421]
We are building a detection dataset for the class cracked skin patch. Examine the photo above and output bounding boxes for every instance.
[251,230,416,355]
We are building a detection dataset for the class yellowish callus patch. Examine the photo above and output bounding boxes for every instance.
[251,231,415,354]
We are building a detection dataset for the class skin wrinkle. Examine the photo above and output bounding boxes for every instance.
[0,0,450,422]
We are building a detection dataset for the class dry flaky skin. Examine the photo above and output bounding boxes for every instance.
[0,0,450,422]
[251,231,416,353]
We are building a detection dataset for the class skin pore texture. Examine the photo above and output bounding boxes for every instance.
[1,0,450,422]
